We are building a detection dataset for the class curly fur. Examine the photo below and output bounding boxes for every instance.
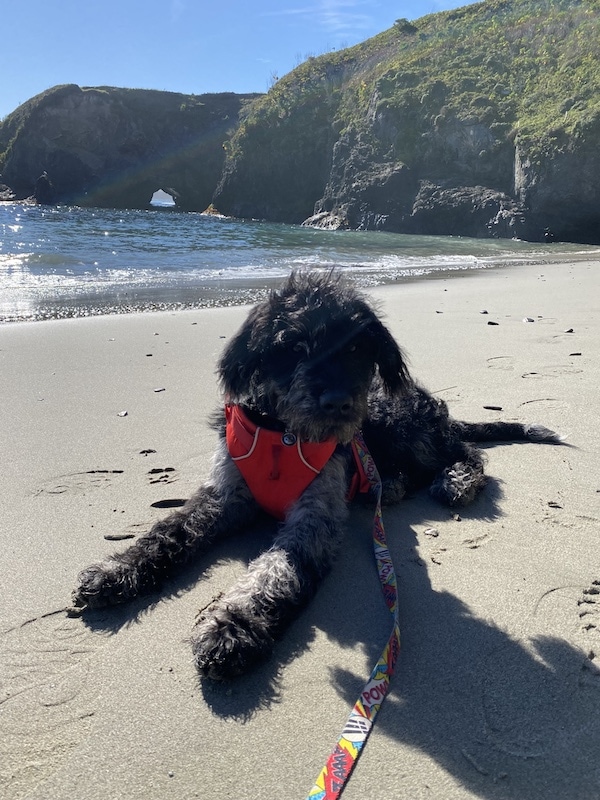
[72,271,561,680]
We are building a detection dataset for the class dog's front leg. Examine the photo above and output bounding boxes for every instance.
[73,442,259,609]
[191,453,350,680]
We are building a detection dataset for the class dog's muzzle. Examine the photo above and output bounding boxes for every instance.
[319,389,354,416]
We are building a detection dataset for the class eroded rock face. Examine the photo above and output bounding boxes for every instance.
[217,91,599,243]
[298,125,522,237]
[514,133,600,244]
[0,85,259,210]
[212,0,600,244]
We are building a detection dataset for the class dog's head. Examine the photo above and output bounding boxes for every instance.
[218,272,412,443]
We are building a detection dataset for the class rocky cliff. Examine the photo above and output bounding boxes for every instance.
[214,0,600,243]
[0,85,259,211]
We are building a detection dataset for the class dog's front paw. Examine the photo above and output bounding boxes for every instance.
[190,604,274,680]
[72,559,140,609]
[381,476,407,506]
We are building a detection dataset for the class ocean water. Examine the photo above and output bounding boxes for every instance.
[1,203,598,323]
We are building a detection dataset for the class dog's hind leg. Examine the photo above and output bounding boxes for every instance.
[72,442,259,609]
[452,419,562,444]
[191,453,349,680]
[428,418,563,507]
[429,443,487,507]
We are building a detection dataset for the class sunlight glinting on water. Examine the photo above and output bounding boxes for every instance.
[1,203,599,322]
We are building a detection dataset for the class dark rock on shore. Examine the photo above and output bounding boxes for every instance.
[34,172,55,204]
[0,183,16,201]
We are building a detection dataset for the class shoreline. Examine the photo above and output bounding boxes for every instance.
[1,259,599,799]
[2,249,599,325]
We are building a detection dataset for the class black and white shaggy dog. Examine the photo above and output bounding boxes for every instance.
[72,272,560,679]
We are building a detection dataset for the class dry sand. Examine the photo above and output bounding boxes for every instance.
[1,260,599,799]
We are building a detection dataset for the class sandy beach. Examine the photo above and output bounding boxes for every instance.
[1,260,599,800]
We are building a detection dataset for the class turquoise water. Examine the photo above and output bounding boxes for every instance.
[1,203,598,322]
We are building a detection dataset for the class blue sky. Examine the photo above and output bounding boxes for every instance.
[2,0,479,121]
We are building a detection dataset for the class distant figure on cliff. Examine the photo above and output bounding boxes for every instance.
[34,171,55,205]
[543,227,556,244]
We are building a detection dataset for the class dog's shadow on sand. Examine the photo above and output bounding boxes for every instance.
[195,479,505,717]
[81,479,600,798]
[202,477,599,799]
[327,510,600,799]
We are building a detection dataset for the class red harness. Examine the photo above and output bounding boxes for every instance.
[225,404,371,520]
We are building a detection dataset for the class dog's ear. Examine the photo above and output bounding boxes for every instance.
[368,316,412,395]
[218,311,263,399]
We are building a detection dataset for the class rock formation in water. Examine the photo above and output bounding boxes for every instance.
[0,85,259,211]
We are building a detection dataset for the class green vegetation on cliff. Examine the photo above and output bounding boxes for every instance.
[332,0,600,158]
[229,0,600,162]
[216,0,600,241]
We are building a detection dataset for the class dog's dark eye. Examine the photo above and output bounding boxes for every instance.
[293,343,308,354]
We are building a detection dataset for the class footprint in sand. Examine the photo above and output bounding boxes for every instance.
[0,614,104,798]
[148,467,178,485]
[518,397,570,412]
[486,356,515,371]
[521,364,583,379]
[34,469,125,496]
[534,317,559,325]
[462,532,492,550]
[578,580,600,637]
[578,581,600,691]
[419,528,493,565]
[478,585,600,765]
[104,520,154,541]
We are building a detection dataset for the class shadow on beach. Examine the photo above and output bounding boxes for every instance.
[194,484,600,799]
[48,480,600,799]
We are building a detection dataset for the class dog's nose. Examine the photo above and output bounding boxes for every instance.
[319,390,353,415]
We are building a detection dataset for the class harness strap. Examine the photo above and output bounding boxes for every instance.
[305,431,401,800]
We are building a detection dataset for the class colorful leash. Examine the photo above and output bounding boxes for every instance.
[305,431,401,800]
